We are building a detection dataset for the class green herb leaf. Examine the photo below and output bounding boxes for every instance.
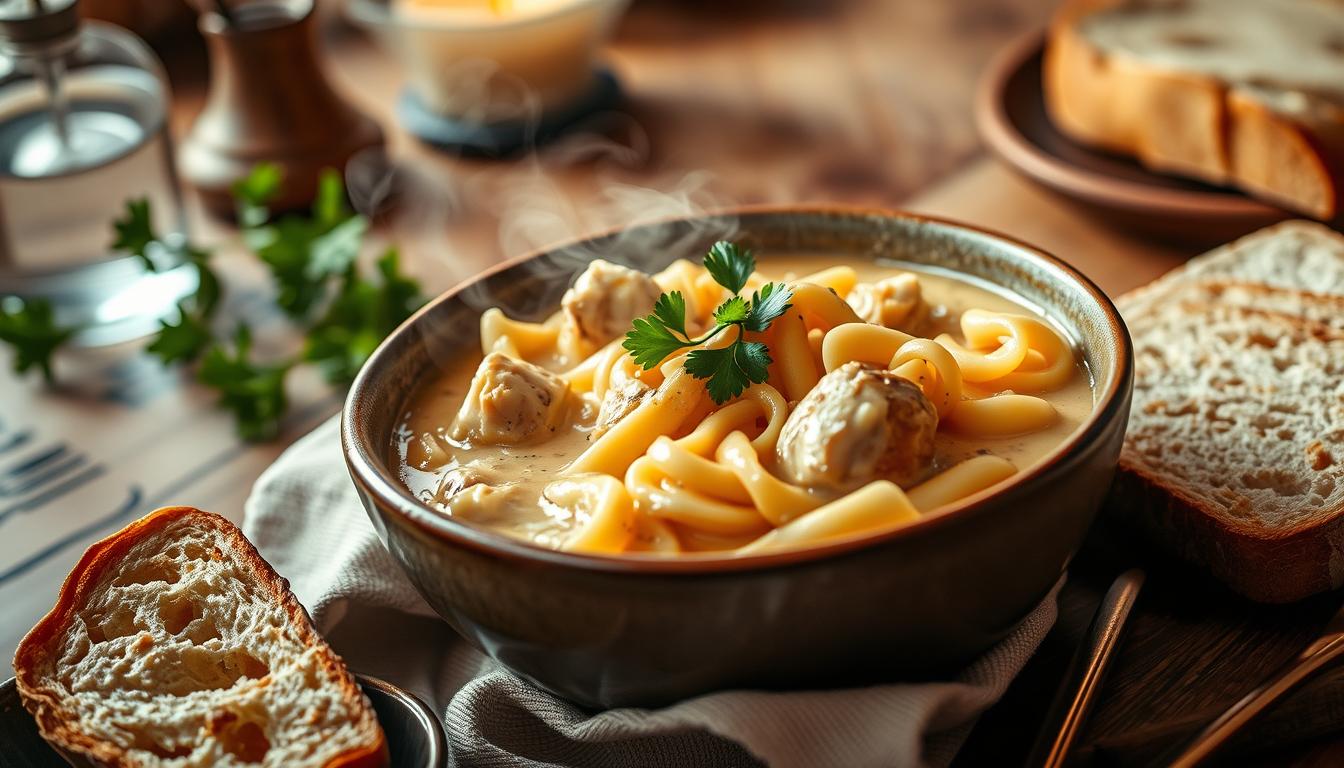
[198,325,293,441]
[147,303,214,365]
[313,168,349,228]
[239,167,368,319]
[304,248,426,385]
[373,248,427,328]
[306,214,368,280]
[625,241,790,402]
[743,282,793,332]
[651,291,688,337]
[232,163,283,227]
[0,297,76,383]
[192,258,222,320]
[702,241,755,295]
[623,316,693,370]
[111,198,156,270]
[684,335,772,403]
[713,295,748,325]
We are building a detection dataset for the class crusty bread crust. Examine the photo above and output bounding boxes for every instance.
[12,506,388,768]
[1044,0,1343,219]
[1114,451,1344,603]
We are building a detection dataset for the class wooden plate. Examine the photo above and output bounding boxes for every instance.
[975,34,1290,245]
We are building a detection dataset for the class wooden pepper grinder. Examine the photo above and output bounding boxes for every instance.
[180,0,384,216]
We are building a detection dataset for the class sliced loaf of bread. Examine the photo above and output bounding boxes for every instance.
[1045,0,1344,219]
[12,506,387,767]
[1116,221,1344,602]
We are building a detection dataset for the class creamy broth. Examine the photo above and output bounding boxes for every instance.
[395,253,1095,554]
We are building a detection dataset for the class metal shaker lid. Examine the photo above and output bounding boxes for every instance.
[0,0,79,46]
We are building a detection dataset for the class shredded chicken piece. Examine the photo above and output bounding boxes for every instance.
[847,273,928,332]
[776,361,938,491]
[562,260,662,348]
[593,379,653,439]
[450,352,569,445]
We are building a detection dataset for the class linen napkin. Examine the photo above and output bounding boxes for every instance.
[243,417,1060,768]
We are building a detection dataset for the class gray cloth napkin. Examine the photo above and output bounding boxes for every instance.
[243,417,1060,768]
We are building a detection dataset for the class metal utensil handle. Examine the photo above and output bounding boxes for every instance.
[1169,633,1344,768]
[1031,568,1146,768]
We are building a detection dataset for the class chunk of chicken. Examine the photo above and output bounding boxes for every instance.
[847,273,927,332]
[562,259,662,348]
[450,352,569,445]
[776,361,938,491]
[592,378,652,439]
[431,461,526,522]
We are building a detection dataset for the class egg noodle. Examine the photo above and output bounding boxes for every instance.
[403,257,1083,556]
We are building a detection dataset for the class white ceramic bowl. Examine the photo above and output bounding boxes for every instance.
[345,0,629,122]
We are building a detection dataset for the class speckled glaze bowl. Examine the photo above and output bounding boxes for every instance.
[343,207,1133,709]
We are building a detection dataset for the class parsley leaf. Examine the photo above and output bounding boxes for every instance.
[304,248,426,384]
[117,198,221,364]
[238,165,369,319]
[713,295,749,325]
[313,169,350,228]
[198,325,293,442]
[0,297,76,383]
[623,241,791,403]
[702,241,755,295]
[623,315,692,369]
[147,304,214,365]
[743,281,793,333]
[232,162,283,228]
[685,334,773,404]
[307,214,368,281]
[111,198,156,270]
[651,291,687,337]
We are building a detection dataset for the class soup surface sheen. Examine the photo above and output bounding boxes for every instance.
[396,252,1095,556]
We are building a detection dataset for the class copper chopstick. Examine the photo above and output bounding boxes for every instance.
[1169,629,1344,767]
[1028,568,1146,768]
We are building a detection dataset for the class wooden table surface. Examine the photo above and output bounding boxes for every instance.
[4,0,1343,764]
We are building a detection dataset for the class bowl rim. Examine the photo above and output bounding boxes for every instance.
[343,0,623,33]
[342,204,1133,575]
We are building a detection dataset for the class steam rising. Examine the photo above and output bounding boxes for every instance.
[343,62,742,325]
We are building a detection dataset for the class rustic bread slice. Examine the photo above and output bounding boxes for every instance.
[1117,220,1344,317]
[1116,302,1344,602]
[1123,280,1344,333]
[1044,0,1344,219]
[12,506,387,768]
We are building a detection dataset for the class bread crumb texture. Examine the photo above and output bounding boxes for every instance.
[1123,303,1344,530]
[28,515,378,766]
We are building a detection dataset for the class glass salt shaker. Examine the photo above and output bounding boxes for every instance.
[0,0,195,346]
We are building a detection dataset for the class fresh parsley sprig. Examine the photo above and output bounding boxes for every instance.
[623,241,793,404]
[235,165,370,319]
[304,247,425,385]
[112,199,223,365]
[0,166,426,442]
[0,297,75,383]
[198,325,294,442]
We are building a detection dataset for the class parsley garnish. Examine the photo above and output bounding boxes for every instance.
[305,248,425,385]
[198,325,294,442]
[1,168,425,442]
[111,198,156,270]
[112,198,222,365]
[623,241,792,403]
[0,297,75,383]
[236,165,370,318]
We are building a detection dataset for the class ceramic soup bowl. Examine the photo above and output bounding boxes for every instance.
[343,207,1133,708]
